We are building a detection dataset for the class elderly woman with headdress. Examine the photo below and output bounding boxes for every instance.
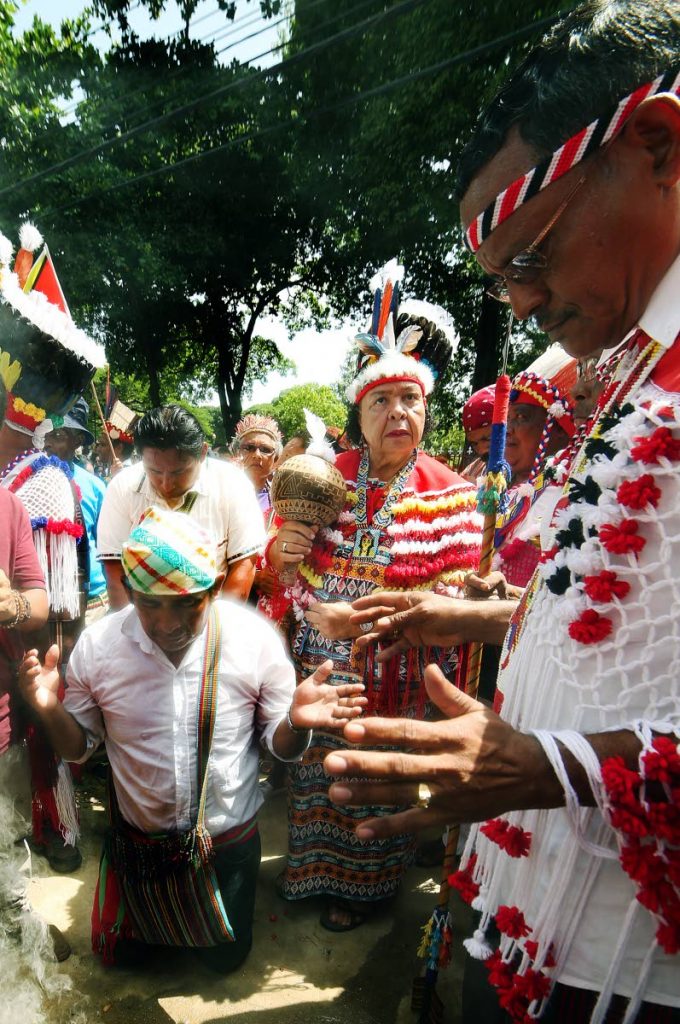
[264,264,482,931]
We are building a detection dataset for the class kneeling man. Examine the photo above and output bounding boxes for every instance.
[19,507,364,970]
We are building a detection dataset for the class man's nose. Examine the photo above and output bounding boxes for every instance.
[506,279,549,322]
[156,606,181,634]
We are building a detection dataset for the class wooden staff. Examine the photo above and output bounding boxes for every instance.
[465,373,512,698]
[89,379,117,463]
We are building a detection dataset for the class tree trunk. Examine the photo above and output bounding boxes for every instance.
[146,347,162,407]
[471,289,506,391]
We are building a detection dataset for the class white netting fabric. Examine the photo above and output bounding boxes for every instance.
[4,458,80,617]
[459,379,680,1021]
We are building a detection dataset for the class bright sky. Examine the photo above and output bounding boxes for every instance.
[12,0,354,405]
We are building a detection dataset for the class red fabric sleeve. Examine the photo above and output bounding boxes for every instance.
[0,489,45,590]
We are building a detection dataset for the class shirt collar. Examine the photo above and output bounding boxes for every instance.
[121,605,209,668]
[638,250,680,349]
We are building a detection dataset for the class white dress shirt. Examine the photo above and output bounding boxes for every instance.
[65,600,301,835]
[96,456,265,566]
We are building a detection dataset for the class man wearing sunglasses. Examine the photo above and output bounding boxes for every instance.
[326,2,680,1021]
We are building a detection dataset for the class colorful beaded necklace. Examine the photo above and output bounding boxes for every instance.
[354,445,417,530]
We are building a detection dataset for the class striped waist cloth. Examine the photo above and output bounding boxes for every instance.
[86,592,110,610]
[212,815,258,848]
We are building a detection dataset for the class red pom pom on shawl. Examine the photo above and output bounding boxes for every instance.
[616,474,661,510]
[630,426,680,464]
[496,905,531,939]
[583,570,630,602]
[568,609,613,644]
[599,519,646,555]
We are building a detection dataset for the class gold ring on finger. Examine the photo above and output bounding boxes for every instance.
[415,782,432,809]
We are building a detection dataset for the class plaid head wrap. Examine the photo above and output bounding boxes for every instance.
[121,507,217,595]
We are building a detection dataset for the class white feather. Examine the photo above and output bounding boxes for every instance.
[0,233,14,268]
[18,222,43,253]
[304,407,336,463]
[369,258,405,293]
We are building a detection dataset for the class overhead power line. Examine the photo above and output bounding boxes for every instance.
[43,11,566,220]
[0,0,430,200]
[56,2,262,120]
[58,0,340,137]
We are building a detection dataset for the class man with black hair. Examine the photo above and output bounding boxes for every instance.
[325,2,680,1020]
[98,405,264,609]
[44,398,109,625]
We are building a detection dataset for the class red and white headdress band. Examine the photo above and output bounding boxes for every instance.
[464,70,680,253]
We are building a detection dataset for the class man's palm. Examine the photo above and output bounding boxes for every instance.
[19,645,61,711]
[294,661,366,730]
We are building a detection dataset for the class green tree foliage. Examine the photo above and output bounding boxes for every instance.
[1,2,303,434]
[254,383,347,440]
[0,0,576,440]
[281,0,577,416]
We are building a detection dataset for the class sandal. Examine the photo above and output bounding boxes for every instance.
[319,898,369,933]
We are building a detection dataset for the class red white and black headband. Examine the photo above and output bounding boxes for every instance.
[464,70,680,253]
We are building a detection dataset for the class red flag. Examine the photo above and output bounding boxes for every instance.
[23,246,71,317]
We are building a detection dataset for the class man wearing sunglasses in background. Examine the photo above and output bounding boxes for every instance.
[328,2,680,1021]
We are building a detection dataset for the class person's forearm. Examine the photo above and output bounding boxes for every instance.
[463,599,516,645]
[223,557,256,601]
[514,728,646,812]
[20,588,49,632]
[272,709,312,760]
[103,560,130,610]
[32,702,88,762]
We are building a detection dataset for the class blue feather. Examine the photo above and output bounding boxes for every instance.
[371,289,381,336]
[355,332,386,358]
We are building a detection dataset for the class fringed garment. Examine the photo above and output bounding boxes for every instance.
[0,449,85,847]
[453,323,680,1023]
[277,448,481,902]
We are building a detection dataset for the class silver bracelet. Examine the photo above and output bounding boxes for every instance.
[286,705,311,736]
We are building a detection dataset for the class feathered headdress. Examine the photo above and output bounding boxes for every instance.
[235,412,282,446]
[510,344,577,484]
[346,261,457,405]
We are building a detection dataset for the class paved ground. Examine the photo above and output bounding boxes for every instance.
[27,773,473,1024]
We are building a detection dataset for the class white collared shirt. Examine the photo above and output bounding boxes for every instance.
[65,600,299,835]
[96,456,265,565]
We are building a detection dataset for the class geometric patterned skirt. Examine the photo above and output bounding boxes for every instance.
[278,730,416,903]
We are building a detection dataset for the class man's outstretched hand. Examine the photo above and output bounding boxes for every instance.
[290,659,367,732]
[350,591,514,660]
[325,665,560,838]
[19,645,61,712]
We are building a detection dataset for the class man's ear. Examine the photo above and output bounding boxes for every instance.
[619,94,680,188]
[200,442,209,462]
